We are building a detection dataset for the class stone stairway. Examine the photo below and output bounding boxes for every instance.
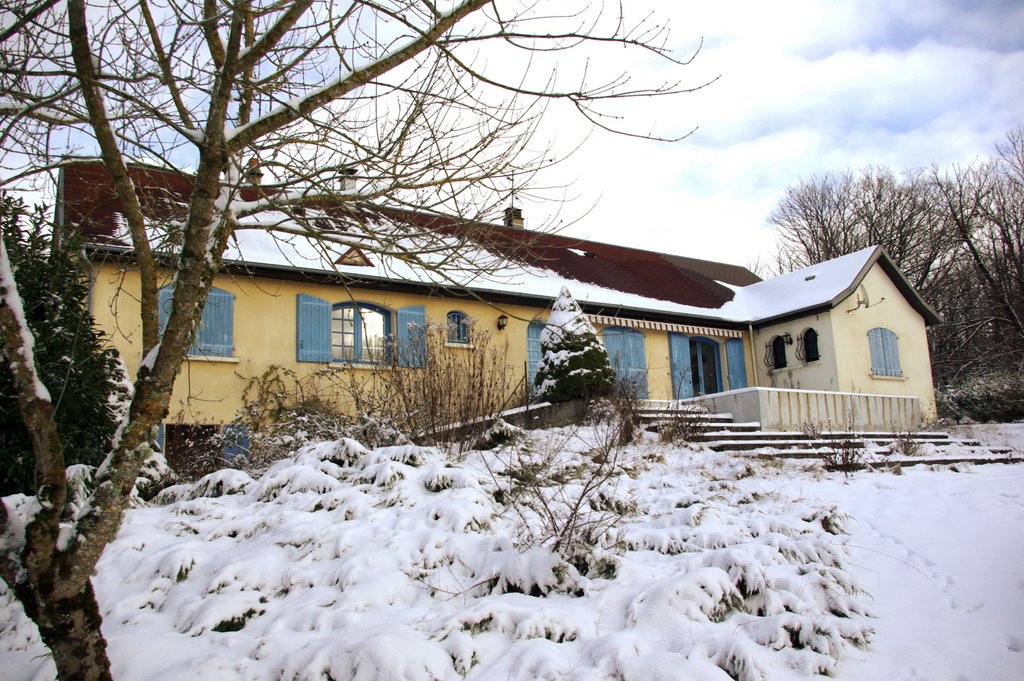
[637,405,1019,467]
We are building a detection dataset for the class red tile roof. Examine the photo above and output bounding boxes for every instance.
[60,160,755,310]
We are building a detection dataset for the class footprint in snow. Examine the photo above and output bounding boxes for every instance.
[1007,635,1024,652]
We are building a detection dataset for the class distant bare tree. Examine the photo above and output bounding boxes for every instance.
[0,1,702,678]
[932,129,1024,378]
[771,167,955,292]
[768,127,1024,386]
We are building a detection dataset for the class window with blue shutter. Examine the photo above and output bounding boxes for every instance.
[397,305,427,367]
[868,327,902,376]
[297,297,409,365]
[726,338,748,390]
[158,285,234,357]
[602,326,648,399]
[296,294,331,362]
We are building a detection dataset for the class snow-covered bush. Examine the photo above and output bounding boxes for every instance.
[533,287,615,404]
[476,418,524,450]
[488,428,639,575]
[2,431,878,681]
[937,371,1024,423]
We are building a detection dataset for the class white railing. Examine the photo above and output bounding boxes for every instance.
[658,387,921,432]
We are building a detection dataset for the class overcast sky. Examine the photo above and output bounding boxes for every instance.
[520,0,1024,270]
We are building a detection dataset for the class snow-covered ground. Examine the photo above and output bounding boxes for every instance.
[802,464,1024,681]
[2,427,1023,681]
[949,423,1024,456]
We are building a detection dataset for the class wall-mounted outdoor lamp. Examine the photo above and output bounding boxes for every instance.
[782,332,794,345]
[496,314,509,331]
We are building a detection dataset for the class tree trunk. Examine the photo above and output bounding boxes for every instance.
[33,580,113,681]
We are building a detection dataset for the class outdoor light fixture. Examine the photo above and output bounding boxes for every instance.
[782,332,794,345]
[496,314,509,330]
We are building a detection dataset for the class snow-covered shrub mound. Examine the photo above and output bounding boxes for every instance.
[2,433,874,681]
[619,475,871,677]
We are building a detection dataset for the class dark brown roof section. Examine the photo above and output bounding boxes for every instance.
[662,254,761,287]
[457,224,740,309]
[59,160,194,244]
[60,159,755,311]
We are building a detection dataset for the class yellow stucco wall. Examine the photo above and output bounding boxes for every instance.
[89,264,545,426]
[752,309,840,392]
[829,266,937,419]
[749,263,936,420]
[90,263,747,425]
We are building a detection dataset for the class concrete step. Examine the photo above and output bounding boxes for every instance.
[707,437,991,453]
[638,411,735,424]
[694,423,764,435]
[698,430,952,441]
[733,446,1016,463]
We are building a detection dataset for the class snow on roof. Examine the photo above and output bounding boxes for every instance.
[731,247,879,323]
[61,161,902,326]
[227,225,753,323]
[226,226,880,326]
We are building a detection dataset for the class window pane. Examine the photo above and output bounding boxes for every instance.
[360,309,386,362]
[447,311,470,344]
[332,307,357,361]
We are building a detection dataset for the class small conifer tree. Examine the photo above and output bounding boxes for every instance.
[0,195,130,495]
[534,287,615,403]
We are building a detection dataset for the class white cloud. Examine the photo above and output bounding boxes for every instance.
[522,0,1024,268]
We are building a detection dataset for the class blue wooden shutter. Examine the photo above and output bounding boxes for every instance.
[159,285,233,357]
[221,423,250,461]
[195,287,234,357]
[669,333,693,399]
[603,327,648,399]
[296,294,331,362]
[726,338,747,390]
[527,322,544,388]
[881,329,901,376]
[868,327,903,376]
[868,328,884,374]
[623,330,649,399]
[602,330,624,376]
[397,305,427,367]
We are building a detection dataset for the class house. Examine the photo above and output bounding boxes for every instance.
[58,160,940,466]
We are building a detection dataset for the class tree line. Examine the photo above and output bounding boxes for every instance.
[769,127,1024,413]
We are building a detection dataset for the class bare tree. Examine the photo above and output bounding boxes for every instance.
[931,131,1024,377]
[770,167,954,292]
[768,127,1024,387]
[0,1,700,678]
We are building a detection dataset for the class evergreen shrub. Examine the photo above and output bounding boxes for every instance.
[0,196,129,495]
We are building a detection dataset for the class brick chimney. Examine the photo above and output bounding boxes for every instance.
[244,158,263,185]
[340,167,357,193]
[503,205,524,229]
